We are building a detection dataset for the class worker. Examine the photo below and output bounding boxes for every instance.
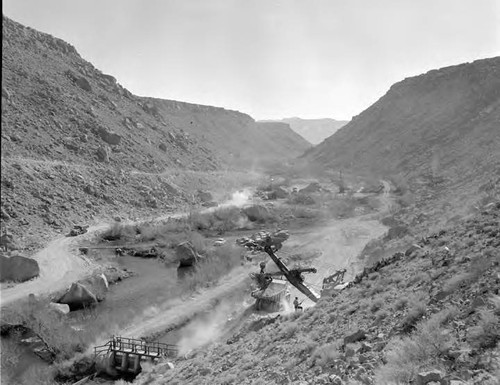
[259,261,266,274]
[293,297,303,312]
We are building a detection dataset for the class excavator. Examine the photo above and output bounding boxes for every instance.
[262,244,320,303]
[249,236,320,310]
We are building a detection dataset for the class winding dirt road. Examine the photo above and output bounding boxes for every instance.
[0,224,107,308]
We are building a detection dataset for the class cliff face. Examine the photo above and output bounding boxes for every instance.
[307,58,500,183]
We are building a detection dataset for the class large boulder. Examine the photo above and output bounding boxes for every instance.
[176,242,203,267]
[344,329,367,345]
[96,145,111,163]
[0,254,40,282]
[386,226,410,240]
[415,370,446,385]
[96,126,122,145]
[243,205,269,222]
[58,283,98,311]
[75,76,92,92]
[197,190,213,203]
[80,273,109,301]
[49,302,70,315]
[299,182,322,194]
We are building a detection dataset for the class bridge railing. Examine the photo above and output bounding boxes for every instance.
[94,336,178,359]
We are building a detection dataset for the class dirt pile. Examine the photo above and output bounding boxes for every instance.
[305,57,500,215]
[135,201,500,385]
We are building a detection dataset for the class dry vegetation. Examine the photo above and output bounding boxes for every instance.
[133,201,500,385]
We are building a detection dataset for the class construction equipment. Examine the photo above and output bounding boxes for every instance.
[321,268,349,297]
[263,244,320,303]
[249,233,320,311]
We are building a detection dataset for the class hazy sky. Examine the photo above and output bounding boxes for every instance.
[4,0,499,120]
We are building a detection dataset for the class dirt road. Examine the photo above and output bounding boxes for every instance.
[120,264,253,340]
[0,224,107,308]
[284,216,387,307]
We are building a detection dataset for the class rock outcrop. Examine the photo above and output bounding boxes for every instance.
[176,241,203,267]
[0,254,40,282]
[57,282,98,311]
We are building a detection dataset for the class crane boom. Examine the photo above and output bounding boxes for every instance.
[263,245,320,303]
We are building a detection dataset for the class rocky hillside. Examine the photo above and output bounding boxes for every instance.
[264,118,349,145]
[0,16,308,248]
[136,201,500,385]
[306,58,500,210]
[254,121,313,157]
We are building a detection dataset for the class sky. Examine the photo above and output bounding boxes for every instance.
[3,0,499,121]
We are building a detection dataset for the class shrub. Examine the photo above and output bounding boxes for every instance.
[442,272,471,293]
[1,299,89,360]
[287,193,315,205]
[101,222,137,241]
[406,271,430,287]
[370,299,384,313]
[490,295,500,316]
[279,323,299,339]
[375,310,390,323]
[467,309,500,350]
[391,273,404,284]
[370,283,386,295]
[401,296,427,333]
[375,312,457,384]
[298,336,319,356]
[313,341,342,367]
[393,297,409,311]
[179,244,241,292]
[346,305,359,315]
[1,336,56,385]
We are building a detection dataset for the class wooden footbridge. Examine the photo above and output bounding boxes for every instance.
[94,336,178,375]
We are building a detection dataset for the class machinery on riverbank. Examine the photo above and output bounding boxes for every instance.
[249,234,320,310]
[320,268,349,297]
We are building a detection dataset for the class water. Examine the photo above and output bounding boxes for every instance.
[0,331,52,385]
[71,254,183,340]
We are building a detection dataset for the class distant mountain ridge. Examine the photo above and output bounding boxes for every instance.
[261,117,349,144]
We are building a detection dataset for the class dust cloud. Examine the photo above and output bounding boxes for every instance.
[177,300,235,355]
[222,188,252,207]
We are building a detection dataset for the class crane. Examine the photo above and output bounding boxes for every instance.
[262,243,320,303]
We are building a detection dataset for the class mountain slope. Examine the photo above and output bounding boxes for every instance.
[1,16,309,173]
[306,57,500,209]
[264,117,349,145]
[0,15,307,247]
[135,202,500,385]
